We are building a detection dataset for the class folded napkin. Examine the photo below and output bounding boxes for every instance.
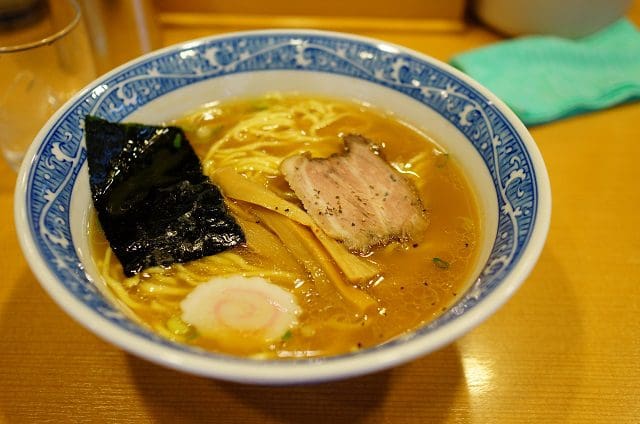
[450,19,640,126]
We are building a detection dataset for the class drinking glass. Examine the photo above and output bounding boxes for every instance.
[0,0,96,171]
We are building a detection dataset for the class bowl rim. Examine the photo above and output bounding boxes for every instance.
[14,28,551,384]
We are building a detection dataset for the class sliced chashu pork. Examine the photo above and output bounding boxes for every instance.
[280,134,428,252]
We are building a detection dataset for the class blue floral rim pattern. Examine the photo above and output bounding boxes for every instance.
[25,32,538,363]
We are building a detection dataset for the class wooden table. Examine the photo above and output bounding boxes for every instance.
[2,3,639,423]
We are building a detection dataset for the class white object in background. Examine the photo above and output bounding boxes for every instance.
[473,0,633,38]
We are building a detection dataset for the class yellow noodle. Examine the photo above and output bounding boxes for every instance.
[122,275,140,289]
[175,271,201,281]
[202,252,253,270]
[173,270,203,287]
[101,247,112,277]
[151,273,184,286]
[141,265,170,277]
[150,300,173,314]
[219,140,294,153]
[309,112,348,133]
[105,274,147,310]
[203,101,344,162]
[222,160,280,175]
[237,270,299,283]
[138,282,191,297]
[153,322,182,341]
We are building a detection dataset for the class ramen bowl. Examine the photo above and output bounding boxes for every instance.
[15,30,551,384]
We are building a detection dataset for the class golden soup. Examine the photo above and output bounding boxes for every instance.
[90,93,481,358]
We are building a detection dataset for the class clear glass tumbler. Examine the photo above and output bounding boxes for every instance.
[0,0,96,171]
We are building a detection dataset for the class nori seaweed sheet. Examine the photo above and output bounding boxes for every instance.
[85,116,245,276]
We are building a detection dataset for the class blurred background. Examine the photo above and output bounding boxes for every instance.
[69,0,636,74]
[76,0,466,73]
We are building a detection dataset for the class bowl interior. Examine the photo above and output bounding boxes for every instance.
[17,30,549,384]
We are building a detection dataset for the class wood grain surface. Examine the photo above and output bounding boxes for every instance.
[1,2,639,423]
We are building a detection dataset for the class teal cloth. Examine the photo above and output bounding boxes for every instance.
[450,19,640,126]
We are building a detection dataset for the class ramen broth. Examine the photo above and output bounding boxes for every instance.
[90,94,481,358]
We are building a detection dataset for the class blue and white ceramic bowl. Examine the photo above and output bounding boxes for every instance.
[15,30,551,384]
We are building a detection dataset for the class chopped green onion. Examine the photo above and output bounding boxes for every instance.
[250,100,271,111]
[173,133,182,149]
[166,315,196,339]
[281,330,293,341]
[432,257,450,269]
